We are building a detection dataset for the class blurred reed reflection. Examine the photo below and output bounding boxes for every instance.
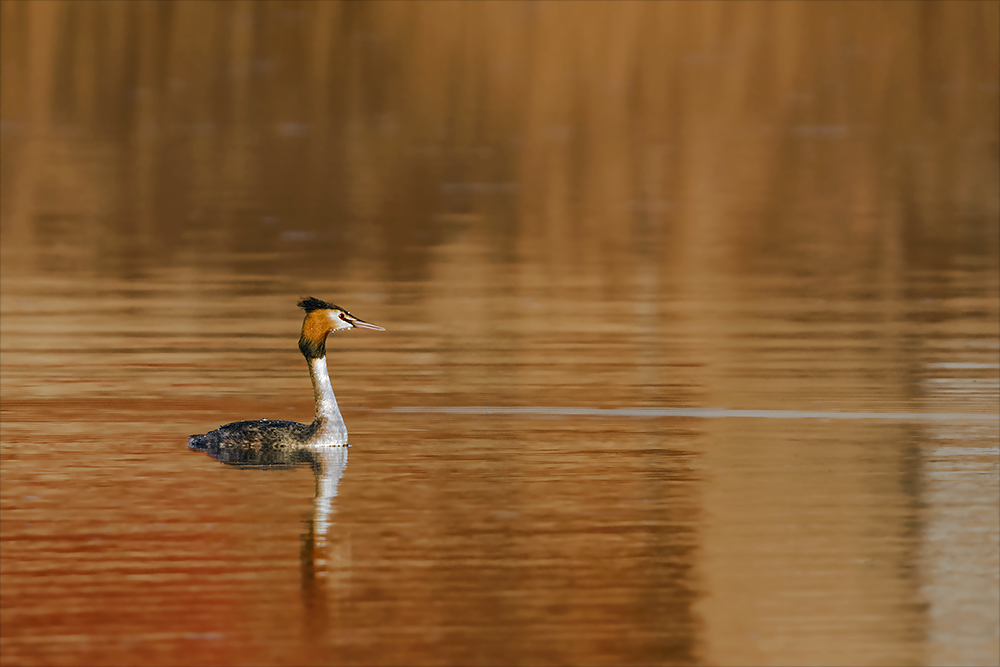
[1,1,997,285]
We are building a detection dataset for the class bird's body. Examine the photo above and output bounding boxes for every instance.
[188,418,315,451]
[188,298,383,453]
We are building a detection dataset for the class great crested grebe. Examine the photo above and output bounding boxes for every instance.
[188,297,384,450]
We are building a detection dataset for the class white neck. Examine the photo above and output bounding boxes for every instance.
[308,355,348,445]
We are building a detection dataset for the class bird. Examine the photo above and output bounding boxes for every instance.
[188,297,384,452]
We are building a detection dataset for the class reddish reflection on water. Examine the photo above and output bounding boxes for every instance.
[2,2,998,666]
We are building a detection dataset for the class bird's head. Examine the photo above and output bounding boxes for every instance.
[298,297,384,358]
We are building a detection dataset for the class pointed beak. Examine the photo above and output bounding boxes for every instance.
[345,314,385,331]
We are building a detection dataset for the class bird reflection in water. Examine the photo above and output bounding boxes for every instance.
[189,438,348,540]
[188,437,350,642]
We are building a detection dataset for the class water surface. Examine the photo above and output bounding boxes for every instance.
[2,3,998,666]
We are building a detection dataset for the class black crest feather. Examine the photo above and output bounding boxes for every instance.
[298,297,340,313]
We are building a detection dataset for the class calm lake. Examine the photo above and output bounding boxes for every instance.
[1,2,998,666]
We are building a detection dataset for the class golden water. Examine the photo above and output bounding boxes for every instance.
[2,2,998,666]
